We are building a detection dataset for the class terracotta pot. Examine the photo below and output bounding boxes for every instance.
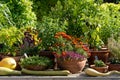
[90,65,108,73]
[57,59,87,74]
[108,64,120,71]
[88,50,110,66]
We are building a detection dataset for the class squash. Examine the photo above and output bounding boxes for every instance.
[22,68,71,76]
[84,68,120,77]
[0,67,21,75]
[0,57,16,70]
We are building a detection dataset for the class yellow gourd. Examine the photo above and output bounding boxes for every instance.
[85,68,120,77]
[0,67,21,75]
[0,57,16,70]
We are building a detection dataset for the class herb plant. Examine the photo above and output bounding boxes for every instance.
[20,56,53,68]
[37,16,66,50]
[94,60,106,67]
[108,36,120,64]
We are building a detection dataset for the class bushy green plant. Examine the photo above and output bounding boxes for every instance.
[37,16,66,50]
[99,3,120,45]
[0,27,23,56]
[5,0,37,28]
[50,0,104,49]
[0,2,14,28]
[20,55,53,68]
[108,36,120,64]
[31,0,60,21]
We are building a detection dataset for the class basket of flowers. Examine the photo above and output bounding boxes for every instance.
[51,32,90,73]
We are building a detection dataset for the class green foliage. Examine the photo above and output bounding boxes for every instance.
[94,60,106,67]
[0,27,23,56]
[108,36,120,62]
[20,56,53,67]
[6,0,37,28]
[50,0,104,49]
[99,3,120,45]
[0,3,14,28]
[31,0,59,21]
[20,28,42,55]
[37,16,66,50]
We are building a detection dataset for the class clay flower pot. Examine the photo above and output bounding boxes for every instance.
[90,65,109,73]
[57,59,87,74]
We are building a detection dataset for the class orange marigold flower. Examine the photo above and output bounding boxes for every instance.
[83,47,88,51]
[75,38,80,41]
[80,42,83,45]
[72,40,77,45]
[55,32,66,36]
[82,45,85,48]
[54,35,59,38]
[62,35,72,40]
[52,52,61,58]
[62,51,66,56]
[75,44,81,48]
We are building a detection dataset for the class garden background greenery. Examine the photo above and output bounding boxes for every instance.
[0,0,120,54]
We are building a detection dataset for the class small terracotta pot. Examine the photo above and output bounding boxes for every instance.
[90,65,109,73]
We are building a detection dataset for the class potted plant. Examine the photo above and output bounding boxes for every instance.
[107,36,120,71]
[86,27,110,66]
[90,59,108,73]
[35,17,66,64]
[20,55,53,71]
[20,28,42,56]
[51,32,90,73]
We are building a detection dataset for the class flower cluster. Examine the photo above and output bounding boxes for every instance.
[51,32,90,60]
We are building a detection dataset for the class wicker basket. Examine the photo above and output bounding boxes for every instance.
[57,59,87,74]
[24,65,47,71]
